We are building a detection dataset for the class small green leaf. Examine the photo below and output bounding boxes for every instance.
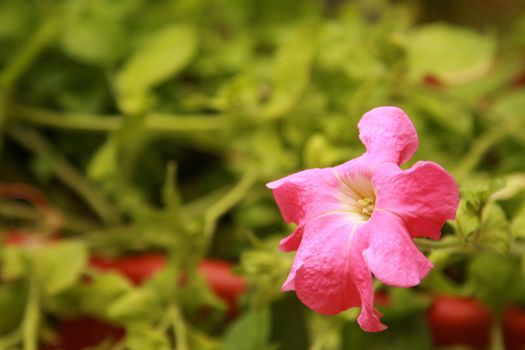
[0,280,27,335]
[477,202,511,254]
[467,254,525,314]
[1,246,27,281]
[303,134,343,168]
[454,179,506,239]
[407,23,496,85]
[125,324,170,350]
[411,88,472,136]
[511,202,525,239]
[115,24,197,115]
[33,241,88,295]
[222,308,271,350]
[108,288,162,323]
[491,89,525,143]
[87,138,118,182]
[61,17,126,65]
[78,272,133,318]
[261,27,317,120]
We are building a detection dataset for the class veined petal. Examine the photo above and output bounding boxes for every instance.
[266,168,340,226]
[375,161,459,240]
[363,210,433,287]
[293,213,361,315]
[358,107,419,165]
[350,225,387,332]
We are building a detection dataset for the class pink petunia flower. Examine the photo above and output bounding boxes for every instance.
[267,107,459,331]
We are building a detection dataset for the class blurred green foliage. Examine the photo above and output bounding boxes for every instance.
[0,0,525,349]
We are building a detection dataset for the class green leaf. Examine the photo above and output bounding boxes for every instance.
[303,134,341,168]
[108,288,163,323]
[0,280,27,335]
[77,272,133,318]
[491,89,525,143]
[188,327,221,350]
[222,308,271,350]
[454,179,506,239]
[467,253,525,314]
[261,27,317,120]
[33,241,88,295]
[1,246,27,281]
[115,24,197,115]
[511,201,525,239]
[477,202,511,254]
[87,138,118,182]
[318,18,382,80]
[61,17,126,66]
[407,23,496,85]
[178,271,225,313]
[125,324,170,350]
[411,88,472,136]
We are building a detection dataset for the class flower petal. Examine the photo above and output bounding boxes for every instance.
[375,161,459,240]
[266,168,340,226]
[358,107,419,165]
[351,225,388,332]
[363,210,433,287]
[293,213,361,315]
[281,254,302,291]
[279,225,304,252]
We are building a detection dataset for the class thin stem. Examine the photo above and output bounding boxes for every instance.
[7,125,120,225]
[170,304,189,350]
[10,104,233,133]
[414,236,462,250]
[203,169,258,238]
[0,19,58,141]
[0,21,57,89]
[490,318,505,350]
[0,201,41,222]
[146,113,232,132]
[22,275,39,350]
[11,105,121,132]
[0,201,99,233]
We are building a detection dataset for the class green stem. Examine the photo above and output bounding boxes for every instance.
[11,105,121,132]
[171,304,189,350]
[0,19,58,143]
[490,318,505,350]
[146,113,232,132]
[414,237,462,250]
[10,104,232,133]
[0,201,99,233]
[0,20,57,90]
[203,168,258,238]
[7,126,121,225]
[22,275,40,350]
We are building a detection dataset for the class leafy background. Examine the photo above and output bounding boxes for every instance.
[1,0,525,349]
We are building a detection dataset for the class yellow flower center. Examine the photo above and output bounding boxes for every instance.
[336,171,376,222]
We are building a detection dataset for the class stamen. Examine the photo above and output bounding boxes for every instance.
[358,198,375,216]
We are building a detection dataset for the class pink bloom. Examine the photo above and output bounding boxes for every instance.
[267,107,459,331]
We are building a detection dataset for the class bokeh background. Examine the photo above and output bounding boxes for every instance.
[1,0,525,349]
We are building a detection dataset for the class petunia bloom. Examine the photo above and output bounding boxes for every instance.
[267,107,459,331]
